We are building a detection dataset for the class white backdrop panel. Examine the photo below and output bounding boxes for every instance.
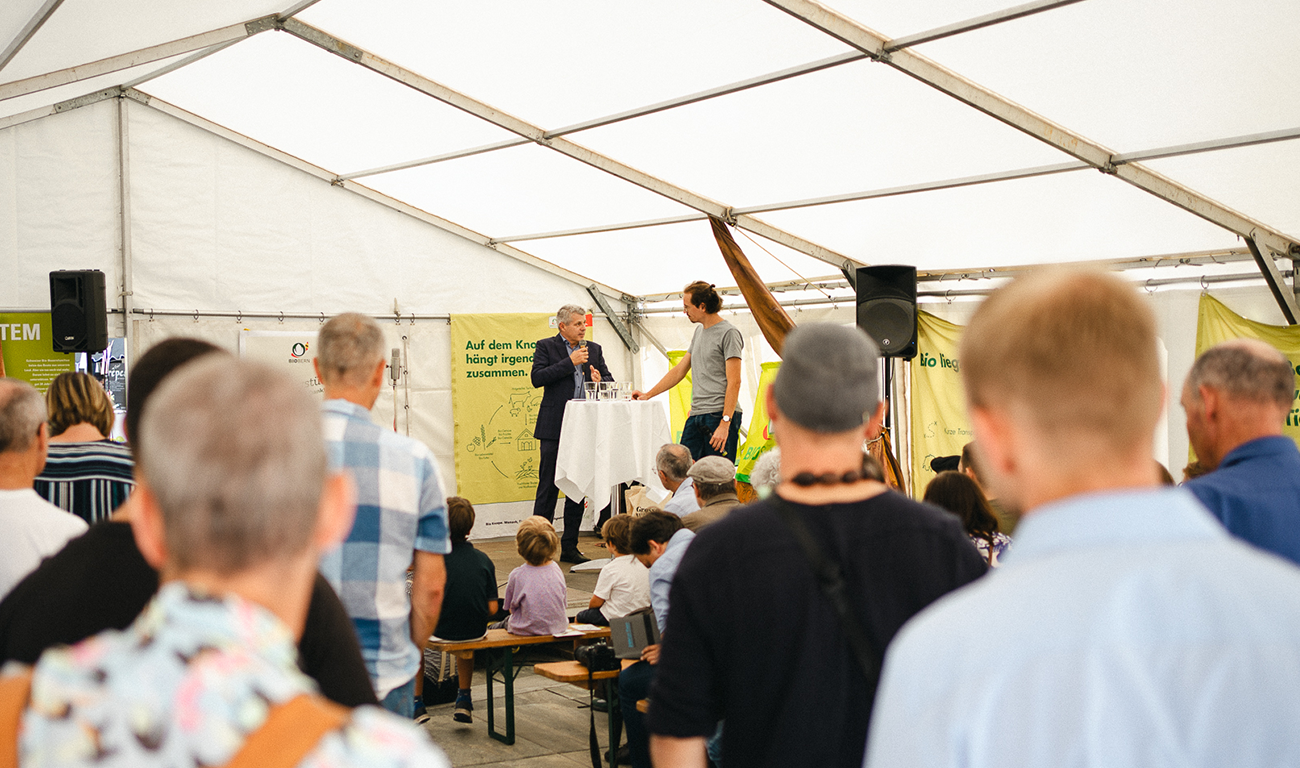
[0,99,119,309]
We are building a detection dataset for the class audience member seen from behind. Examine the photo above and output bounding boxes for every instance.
[576,515,650,626]
[0,379,87,601]
[656,443,699,517]
[624,511,695,768]
[748,447,781,498]
[681,456,741,532]
[0,358,450,768]
[865,270,1300,768]
[1181,339,1300,566]
[493,516,568,636]
[0,339,377,708]
[924,471,1011,567]
[32,372,134,524]
[427,496,498,725]
[647,324,986,768]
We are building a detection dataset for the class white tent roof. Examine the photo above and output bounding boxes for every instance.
[3,0,1298,306]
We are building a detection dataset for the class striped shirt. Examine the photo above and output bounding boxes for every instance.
[33,440,134,525]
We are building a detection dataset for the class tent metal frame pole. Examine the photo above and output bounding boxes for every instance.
[883,0,1086,51]
[1245,237,1299,325]
[763,0,1300,265]
[0,0,67,73]
[586,285,639,353]
[126,90,629,302]
[0,16,278,103]
[116,95,134,341]
[279,19,859,273]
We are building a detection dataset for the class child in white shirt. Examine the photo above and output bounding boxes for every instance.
[575,515,650,625]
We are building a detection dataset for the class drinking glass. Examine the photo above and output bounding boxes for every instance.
[584,382,598,400]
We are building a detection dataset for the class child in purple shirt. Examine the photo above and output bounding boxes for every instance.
[497,516,569,636]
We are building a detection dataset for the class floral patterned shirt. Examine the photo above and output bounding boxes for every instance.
[971,532,1012,568]
[13,583,449,768]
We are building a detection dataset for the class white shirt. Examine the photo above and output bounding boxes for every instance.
[662,477,700,517]
[0,488,87,600]
[593,554,651,620]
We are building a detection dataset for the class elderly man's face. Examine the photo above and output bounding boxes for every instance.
[559,315,586,345]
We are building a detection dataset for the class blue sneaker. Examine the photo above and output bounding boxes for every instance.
[453,691,473,723]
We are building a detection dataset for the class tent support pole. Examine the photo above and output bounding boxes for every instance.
[763,0,1300,261]
[1245,237,1299,325]
[116,96,135,342]
[586,286,639,353]
[0,0,67,74]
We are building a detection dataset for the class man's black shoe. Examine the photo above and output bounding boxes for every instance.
[591,697,608,713]
[560,548,591,564]
[605,745,631,764]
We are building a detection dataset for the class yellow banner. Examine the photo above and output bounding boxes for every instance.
[909,311,971,498]
[451,313,555,504]
[0,312,74,392]
[1195,294,1300,451]
[736,361,780,482]
[667,350,692,443]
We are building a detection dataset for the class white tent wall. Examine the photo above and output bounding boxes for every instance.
[2,94,638,539]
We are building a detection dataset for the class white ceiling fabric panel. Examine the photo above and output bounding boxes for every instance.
[363,143,700,239]
[0,0,52,61]
[892,0,1300,151]
[1147,143,1300,242]
[0,98,119,307]
[126,100,597,314]
[758,170,1241,271]
[139,32,521,175]
[575,60,1069,207]
[296,0,853,128]
[0,0,285,84]
[521,221,843,297]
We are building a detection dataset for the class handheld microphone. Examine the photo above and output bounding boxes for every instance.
[390,348,401,383]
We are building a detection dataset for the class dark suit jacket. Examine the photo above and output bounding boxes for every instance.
[531,333,613,440]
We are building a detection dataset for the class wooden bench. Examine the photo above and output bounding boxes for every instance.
[533,659,636,756]
[427,626,611,745]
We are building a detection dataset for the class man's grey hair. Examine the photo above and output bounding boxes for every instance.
[1186,339,1294,410]
[556,305,586,325]
[137,357,327,576]
[0,379,46,454]
[656,443,693,481]
[748,447,781,492]
[316,312,385,386]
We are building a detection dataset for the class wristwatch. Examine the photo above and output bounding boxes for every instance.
[721,415,732,423]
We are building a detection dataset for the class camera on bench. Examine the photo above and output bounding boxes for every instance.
[575,640,620,672]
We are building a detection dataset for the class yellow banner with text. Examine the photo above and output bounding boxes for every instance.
[909,311,971,498]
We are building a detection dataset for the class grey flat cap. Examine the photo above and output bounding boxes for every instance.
[772,324,879,433]
[688,456,736,484]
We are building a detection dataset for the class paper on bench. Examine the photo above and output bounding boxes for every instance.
[568,623,604,632]
[553,628,585,638]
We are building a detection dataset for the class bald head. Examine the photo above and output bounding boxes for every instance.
[1182,339,1296,469]
[656,443,693,486]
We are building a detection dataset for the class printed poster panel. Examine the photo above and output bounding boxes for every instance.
[0,312,74,392]
[667,350,692,443]
[909,311,971,498]
[735,361,779,483]
[451,313,554,505]
[1195,294,1300,453]
[238,330,323,398]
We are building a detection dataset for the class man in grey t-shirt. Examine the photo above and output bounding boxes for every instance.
[634,281,743,461]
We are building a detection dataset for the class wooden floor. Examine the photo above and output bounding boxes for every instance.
[420,531,622,767]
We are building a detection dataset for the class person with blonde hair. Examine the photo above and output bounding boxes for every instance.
[493,516,568,636]
[33,371,133,524]
[866,269,1300,768]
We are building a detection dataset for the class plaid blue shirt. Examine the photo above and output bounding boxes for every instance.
[318,399,450,699]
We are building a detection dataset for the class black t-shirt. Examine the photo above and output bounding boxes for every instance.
[647,491,988,768]
[0,521,377,707]
[434,539,499,641]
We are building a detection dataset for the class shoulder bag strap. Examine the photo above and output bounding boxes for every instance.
[223,693,351,768]
[0,670,34,768]
[771,497,882,686]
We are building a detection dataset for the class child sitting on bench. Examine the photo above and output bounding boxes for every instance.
[492,516,569,636]
[575,515,649,626]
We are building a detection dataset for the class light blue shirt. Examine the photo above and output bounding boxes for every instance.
[865,487,1300,768]
[662,477,699,517]
[649,528,695,632]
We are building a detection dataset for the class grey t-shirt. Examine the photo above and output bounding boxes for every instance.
[687,319,743,413]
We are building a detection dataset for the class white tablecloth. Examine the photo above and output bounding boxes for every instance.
[555,400,671,511]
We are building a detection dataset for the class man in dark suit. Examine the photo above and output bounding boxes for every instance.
[532,304,613,564]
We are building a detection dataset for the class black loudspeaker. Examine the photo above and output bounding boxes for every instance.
[855,265,917,359]
[49,270,108,353]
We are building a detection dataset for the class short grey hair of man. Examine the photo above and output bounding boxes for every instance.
[0,379,46,454]
[656,443,693,481]
[1186,339,1294,410]
[748,447,781,492]
[316,312,385,386]
[137,357,327,575]
[556,305,586,326]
